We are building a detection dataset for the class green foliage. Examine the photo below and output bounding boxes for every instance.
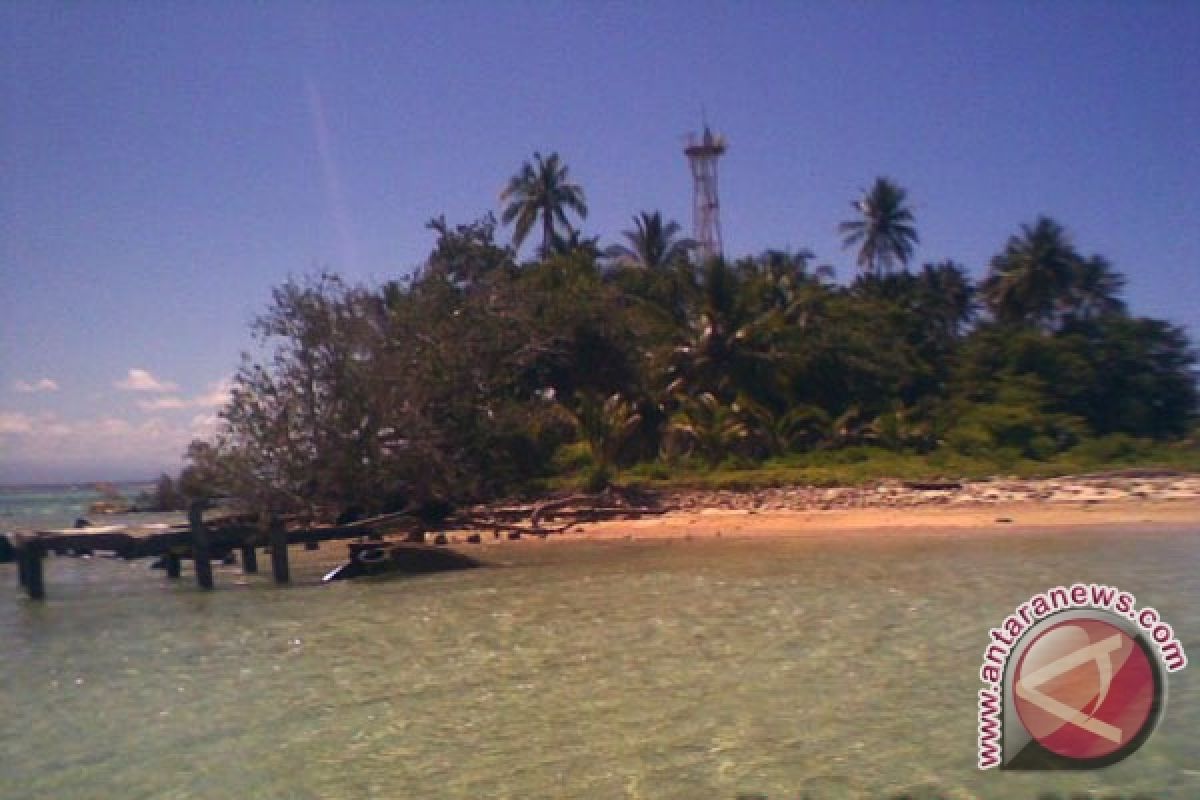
[178,441,224,502]
[500,151,588,256]
[1066,434,1156,464]
[839,177,919,276]
[562,392,643,472]
[955,315,1197,440]
[186,185,1198,513]
[667,393,751,466]
[422,214,514,288]
[134,473,187,512]
[605,211,695,271]
[946,406,1083,461]
[737,395,831,456]
[621,438,1200,492]
[582,465,612,494]
[980,217,1128,332]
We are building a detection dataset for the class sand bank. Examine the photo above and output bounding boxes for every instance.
[447,472,1200,545]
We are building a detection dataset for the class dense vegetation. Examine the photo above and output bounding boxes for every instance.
[181,157,1199,515]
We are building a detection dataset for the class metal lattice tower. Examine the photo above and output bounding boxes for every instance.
[684,126,727,262]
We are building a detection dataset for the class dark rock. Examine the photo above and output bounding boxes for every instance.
[466,533,482,544]
[902,481,962,491]
[335,506,365,525]
[323,542,482,582]
[410,499,455,526]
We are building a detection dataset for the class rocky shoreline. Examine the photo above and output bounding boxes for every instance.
[662,470,1200,513]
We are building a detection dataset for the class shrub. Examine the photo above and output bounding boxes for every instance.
[1067,434,1154,465]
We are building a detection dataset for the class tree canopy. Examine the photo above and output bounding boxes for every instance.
[838,177,919,276]
[605,211,695,271]
[500,152,588,256]
[181,162,1198,514]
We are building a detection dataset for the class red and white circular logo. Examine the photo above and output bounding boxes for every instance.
[1013,616,1159,762]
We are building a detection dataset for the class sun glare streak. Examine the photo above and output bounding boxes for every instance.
[304,76,359,271]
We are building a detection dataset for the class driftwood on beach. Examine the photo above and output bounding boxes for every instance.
[449,487,674,537]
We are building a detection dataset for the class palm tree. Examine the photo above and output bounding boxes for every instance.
[500,152,588,256]
[736,394,831,455]
[548,228,602,260]
[1065,254,1127,323]
[563,392,643,475]
[666,392,750,466]
[668,259,786,404]
[916,260,976,339]
[981,217,1079,329]
[605,211,695,270]
[752,249,835,284]
[742,249,835,314]
[838,178,919,276]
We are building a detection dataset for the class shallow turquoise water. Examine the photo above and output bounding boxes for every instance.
[2,527,1197,799]
[0,482,168,531]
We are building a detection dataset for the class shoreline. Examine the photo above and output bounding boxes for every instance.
[552,499,1200,544]
[442,472,1200,547]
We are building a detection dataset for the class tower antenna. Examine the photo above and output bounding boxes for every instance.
[684,121,727,262]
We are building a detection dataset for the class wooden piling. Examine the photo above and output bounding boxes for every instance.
[27,548,45,600]
[240,544,258,574]
[16,536,28,589]
[165,553,182,579]
[189,503,213,590]
[17,537,45,600]
[268,515,289,584]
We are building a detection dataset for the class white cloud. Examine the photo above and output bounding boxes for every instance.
[190,413,221,438]
[115,368,179,393]
[14,378,60,393]
[132,378,232,413]
[137,396,188,412]
[192,378,233,408]
[0,409,209,477]
[0,412,35,435]
[96,417,133,436]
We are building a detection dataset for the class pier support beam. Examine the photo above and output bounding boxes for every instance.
[268,515,289,584]
[189,503,213,590]
[16,540,27,588]
[165,553,182,579]
[240,544,258,574]
[15,536,45,600]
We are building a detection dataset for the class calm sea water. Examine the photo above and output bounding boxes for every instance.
[2,527,1197,799]
[0,482,175,532]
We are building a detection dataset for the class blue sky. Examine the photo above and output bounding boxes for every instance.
[2,1,1198,482]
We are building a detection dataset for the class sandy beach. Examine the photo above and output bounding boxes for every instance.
[443,472,1200,546]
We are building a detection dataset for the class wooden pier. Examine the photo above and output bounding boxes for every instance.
[3,489,669,600]
[4,504,443,600]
